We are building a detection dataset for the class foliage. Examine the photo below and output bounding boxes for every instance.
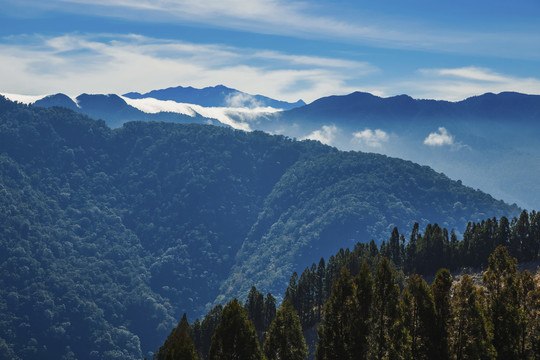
[401,275,436,360]
[448,275,495,360]
[263,300,307,360]
[154,314,198,360]
[207,299,263,360]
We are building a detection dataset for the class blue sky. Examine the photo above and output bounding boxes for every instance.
[1,0,540,102]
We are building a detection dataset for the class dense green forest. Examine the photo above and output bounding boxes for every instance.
[163,217,539,360]
[0,96,520,359]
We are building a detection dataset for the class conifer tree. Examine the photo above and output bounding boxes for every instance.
[316,268,356,360]
[263,293,277,332]
[448,275,495,360]
[351,262,373,359]
[431,268,453,360]
[401,274,437,360]
[529,211,540,261]
[368,257,408,360]
[263,300,307,360]
[198,304,222,359]
[390,227,401,267]
[208,299,263,360]
[483,246,521,360]
[191,319,202,359]
[516,270,539,359]
[245,286,265,331]
[155,313,199,360]
[315,258,326,321]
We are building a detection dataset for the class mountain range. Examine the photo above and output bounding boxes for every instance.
[13,85,303,130]
[262,91,540,211]
[6,86,540,210]
[0,95,519,359]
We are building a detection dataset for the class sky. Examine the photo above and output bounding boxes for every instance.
[1,0,540,103]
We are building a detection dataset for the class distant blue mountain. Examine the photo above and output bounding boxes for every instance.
[123,84,306,110]
[33,93,80,112]
[34,93,210,129]
[278,91,540,124]
[260,91,540,211]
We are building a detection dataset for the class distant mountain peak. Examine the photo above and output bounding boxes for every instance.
[122,84,305,110]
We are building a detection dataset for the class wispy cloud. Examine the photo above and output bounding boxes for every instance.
[0,33,374,102]
[224,92,263,108]
[352,129,389,148]
[9,0,540,58]
[386,66,540,101]
[425,67,509,82]
[423,127,454,146]
[301,124,339,146]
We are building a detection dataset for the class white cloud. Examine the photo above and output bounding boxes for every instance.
[424,127,454,146]
[0,93,47,104]
[301,125,339,146]
[0,33,374,103]
[352,129,389,148]
[396,66,540,101]
[11,0,540,58]
[120,96,282,130]
[423,67,509,82]
[224,92,263,108]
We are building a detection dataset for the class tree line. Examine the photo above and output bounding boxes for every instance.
[155,218,539,359]
[285,210,539,330]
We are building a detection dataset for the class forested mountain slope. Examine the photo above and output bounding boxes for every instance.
[0,96,519,359]
[259,91,540,210]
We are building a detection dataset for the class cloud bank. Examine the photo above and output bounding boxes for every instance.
[120,96,282,131]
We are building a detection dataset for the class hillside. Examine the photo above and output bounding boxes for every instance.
[0,96,519,359]
[31,89,540,209]
[258,91,540,210]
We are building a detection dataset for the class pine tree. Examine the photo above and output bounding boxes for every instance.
[155,313,199,360]
[191,319,202,359]
[351,262,373,359]
[401,274,437,360]
[368,257,408,360]
[529,211,540,261]
[431,268,453,360]
[315,257,326,321]
[208,299,263,360]
[390,227,401,267]
[517,270,539,359]
[515,210,532,261]
[198,304,222,359]
[316,268,356,360]
[263,300,307,360]
[483,246,521,360]
[245,286,265,332]
[495,216,511,248]
[263,293,277,332]
[448,275,495,360]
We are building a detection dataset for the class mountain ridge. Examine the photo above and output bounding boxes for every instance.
[123,84,306,110]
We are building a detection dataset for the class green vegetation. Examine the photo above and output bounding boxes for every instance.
[207,299,263,360]
[263,300,307,360]
[167,244,538,360]
[0,96,522,358]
